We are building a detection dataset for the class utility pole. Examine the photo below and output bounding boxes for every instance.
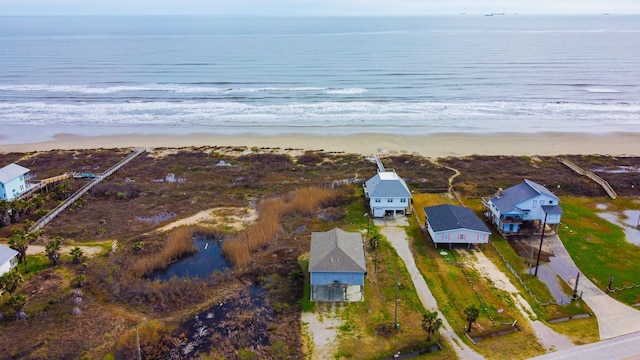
[534,212,548,277]
[573,273,580,300]
[394,276,400,329]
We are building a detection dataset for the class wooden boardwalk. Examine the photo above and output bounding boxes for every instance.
[558,158,617,199]
[29,149,145,233]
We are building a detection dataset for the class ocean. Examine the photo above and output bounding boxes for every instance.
[1,15,639,142]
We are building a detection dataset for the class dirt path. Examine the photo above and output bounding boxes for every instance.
[26,244,104,257]
[301,304,343,360]
[376,217,485,360]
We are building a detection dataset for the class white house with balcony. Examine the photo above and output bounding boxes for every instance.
[482,179,562,236]
[0,163,30,201]
[0,244,19,276]
[364,169,412,218]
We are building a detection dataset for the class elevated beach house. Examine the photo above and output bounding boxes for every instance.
[309,228,366,302]
[423,204,491,249]
[364,169,412,218]
[0,244,19,276]
[482,179,562,236]
[0,163,30,201]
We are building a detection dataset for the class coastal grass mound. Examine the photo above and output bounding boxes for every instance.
[222,186,339,268]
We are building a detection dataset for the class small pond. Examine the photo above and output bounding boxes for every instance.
[151,234,230,281]
[597,209,640,246]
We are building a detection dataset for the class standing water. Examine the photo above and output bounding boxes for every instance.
[151,233,230,281]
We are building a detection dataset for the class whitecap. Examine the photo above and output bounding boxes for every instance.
[584,88,621,93]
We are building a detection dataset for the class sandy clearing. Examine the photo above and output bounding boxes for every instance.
[301,304,343,360]
[154,207,258,233]
[26,244,105,257]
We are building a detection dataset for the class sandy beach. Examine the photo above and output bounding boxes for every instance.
[1,131,639,158]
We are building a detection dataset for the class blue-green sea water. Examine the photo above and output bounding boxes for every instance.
[1,15,639,141]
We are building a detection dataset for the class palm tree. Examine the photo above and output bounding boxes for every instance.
[8,233,29,272]
[70,247,84,264]
[421,310,444,342]
[464,305,480,333]
[45,236,64,266]
[6,293,27,321]
[9,199,27,223]
[0,200,11,227]
[0,270,24,296]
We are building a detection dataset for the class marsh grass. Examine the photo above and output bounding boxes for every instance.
[222,187,337,268]
[130,226,222,278]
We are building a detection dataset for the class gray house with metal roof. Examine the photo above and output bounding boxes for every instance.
[364,170,412,218]
[309,228,366,302]
[482,179,562,236]
[424,204,491,248]
[0,244,19,276]
[0,163,30,201]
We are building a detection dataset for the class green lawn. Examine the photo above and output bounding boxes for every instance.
[559,196,640,305]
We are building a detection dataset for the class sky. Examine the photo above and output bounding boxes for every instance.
[0,0,638,16]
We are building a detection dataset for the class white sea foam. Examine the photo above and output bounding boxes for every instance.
[0,84,364,95]
[1,100,638,134]
[324,88,368,95]
[584,88,621,93]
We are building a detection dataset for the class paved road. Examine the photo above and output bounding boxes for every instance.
[376,217,485,360]
[546,234,640,340]
[530,331,640,360]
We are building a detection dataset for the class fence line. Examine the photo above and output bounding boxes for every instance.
[489,241,575,307]
[29,149,145,233]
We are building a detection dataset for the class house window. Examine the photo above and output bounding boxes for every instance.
[375,198,381,203]
[549,201,553,204]
[459,234,465,240]
[533,200,538,208]
[387,198,393,203]
[400,198,406,203]
[443,233,449,240]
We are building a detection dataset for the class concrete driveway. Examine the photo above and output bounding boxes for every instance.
[546,234,640,340]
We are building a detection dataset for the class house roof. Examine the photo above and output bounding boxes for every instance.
[0,244,19,266]
[0,163,29,184]
[365,170,411,198]
[424,204,491,233]
[490,179,559,214]
[309,228,366,273]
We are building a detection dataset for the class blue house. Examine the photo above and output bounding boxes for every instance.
[364,170,412,218]
[0,163,30,201]
[424,204,491,249]
[482,179,562,236]
[309,228,366,302]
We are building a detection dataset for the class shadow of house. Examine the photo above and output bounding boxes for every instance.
[309,228,366,302]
